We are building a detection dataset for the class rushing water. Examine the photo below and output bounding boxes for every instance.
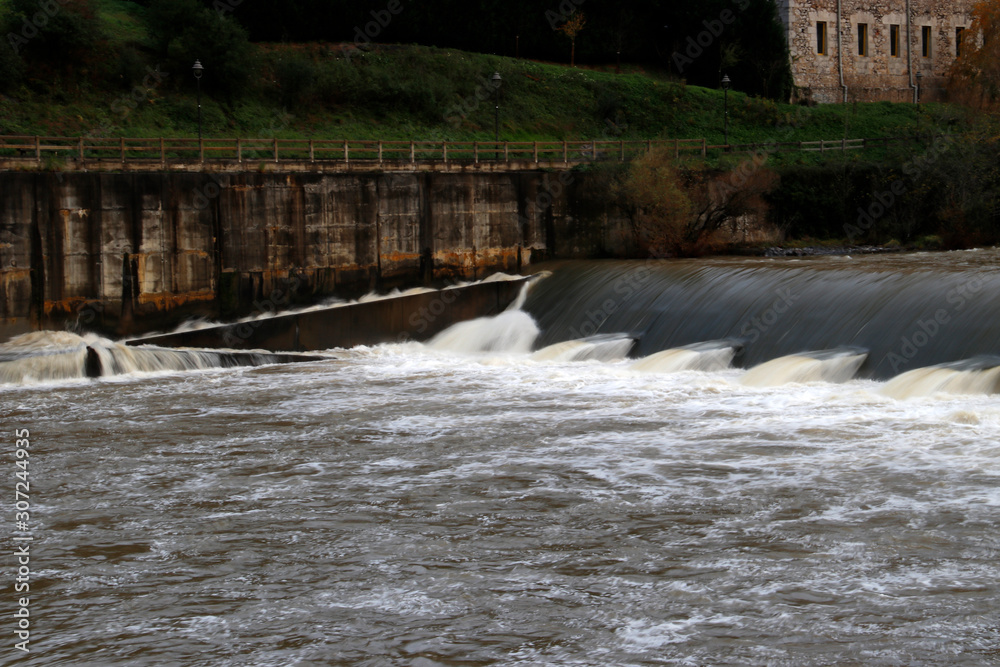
[3,252,1000,666]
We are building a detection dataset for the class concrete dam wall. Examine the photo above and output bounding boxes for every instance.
[0,169,632,341]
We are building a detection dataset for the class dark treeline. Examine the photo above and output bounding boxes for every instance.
[169,0,792,99]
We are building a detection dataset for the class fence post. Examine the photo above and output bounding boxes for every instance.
[120,137,125,163]
[378,141,383,164]
[236,138,242,163]
[443,141,448,164]
[504,142,509,163]
[562,141,568,163]
[534,141,538,163]
[701,138,707,157]
[474,141,479,164]
[273,138,279,163]
[309,139,314,163]
[34,136,40,160]
[160,137,165,165]
[592,142,597,160]
[344,139,349,164]
[410,141,415,164]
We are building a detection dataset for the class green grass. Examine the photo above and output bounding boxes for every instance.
[95,0,150,48]
[0,0,971,166]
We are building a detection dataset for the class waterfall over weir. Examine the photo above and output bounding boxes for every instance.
[0,332,325,385]
[522,254,1000,380]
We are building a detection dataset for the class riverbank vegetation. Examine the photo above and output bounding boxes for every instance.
[0,0,963,148]
[0,0,996,252]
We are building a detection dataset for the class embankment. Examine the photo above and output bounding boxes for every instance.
[0,167,633,341]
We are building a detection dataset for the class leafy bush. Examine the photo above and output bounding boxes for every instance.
[274,54,319,108]
[4,0,102,68]
[146,0,256,101]
[622,147,693,255]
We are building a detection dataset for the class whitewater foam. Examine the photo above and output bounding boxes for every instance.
[882,357,1000,399]
[741,349,868,387]
[632,341,739,374]
[532,334,636,362]
[426,310,540,355]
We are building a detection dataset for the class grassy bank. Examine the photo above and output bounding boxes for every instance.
[0,1,966,166]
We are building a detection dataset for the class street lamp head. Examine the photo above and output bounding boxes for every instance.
[721,74,731,91]
[192,60,204,80]
[491,71,502,90]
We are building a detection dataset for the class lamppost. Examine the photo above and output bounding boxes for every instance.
[915,70,923,104]
[492,71,502,160]
[721,74,731,149]
[192,60,204,141]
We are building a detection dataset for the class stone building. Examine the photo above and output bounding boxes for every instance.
[777,0,976,103]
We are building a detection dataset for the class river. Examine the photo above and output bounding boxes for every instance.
[2,252,999,665]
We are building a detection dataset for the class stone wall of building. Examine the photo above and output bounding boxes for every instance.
[779,0,975,103]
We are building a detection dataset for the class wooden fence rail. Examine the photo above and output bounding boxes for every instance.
[0,135,933,166]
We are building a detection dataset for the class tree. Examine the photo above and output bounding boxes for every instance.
[624,148,780,255]
[684,163,779,246]
[948,0,1000,113]
[622,147,692,255]
[558,12,586,67]
[4,0,101,69]
[146,0,255,101]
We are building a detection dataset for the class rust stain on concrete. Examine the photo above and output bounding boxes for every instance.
[137,291,216,309]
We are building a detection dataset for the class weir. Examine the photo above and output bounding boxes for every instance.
[0,168,633,341]
[1,278,530,383]
[128,277,531,352]
[0,331,326,384]
[522,256,1000,380]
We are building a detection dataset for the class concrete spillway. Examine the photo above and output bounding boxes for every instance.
[128,278,532,352]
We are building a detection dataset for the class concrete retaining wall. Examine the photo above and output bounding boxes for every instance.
[0,169,633,342]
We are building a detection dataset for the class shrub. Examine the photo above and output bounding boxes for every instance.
[147,0,256,101]
[622,147,693,255]
[4,0,102,68]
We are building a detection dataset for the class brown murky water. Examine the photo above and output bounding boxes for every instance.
[3,252,1000,665]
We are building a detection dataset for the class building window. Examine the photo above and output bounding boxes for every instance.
[922,26,932,57]
[858,23,869,56]
[956,27,965,57]
[890,24,900,57]
[817,21,828,55]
